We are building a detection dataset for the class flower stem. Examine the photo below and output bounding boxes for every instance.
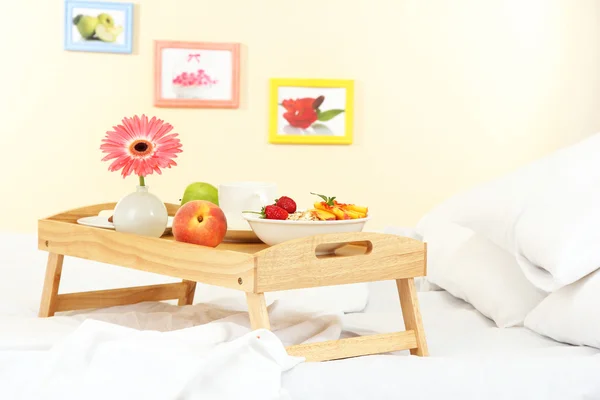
[139,175,145,187]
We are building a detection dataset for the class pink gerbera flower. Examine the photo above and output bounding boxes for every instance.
[100,115,182,182]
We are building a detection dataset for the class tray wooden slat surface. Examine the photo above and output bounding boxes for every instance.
[37,203,429,361]
[39,219,257,291]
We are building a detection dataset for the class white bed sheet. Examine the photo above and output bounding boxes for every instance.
[1,291,598,400]
[286,289,600,400]
[357,285,598,357]
[2,232,599,399]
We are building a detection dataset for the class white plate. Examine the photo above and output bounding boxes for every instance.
[77,215,174,230]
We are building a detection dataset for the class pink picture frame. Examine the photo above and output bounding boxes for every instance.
[154,40,240,109]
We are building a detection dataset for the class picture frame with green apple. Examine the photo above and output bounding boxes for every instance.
[64,0,133,54]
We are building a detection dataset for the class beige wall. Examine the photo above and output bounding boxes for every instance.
[2,0,600,233]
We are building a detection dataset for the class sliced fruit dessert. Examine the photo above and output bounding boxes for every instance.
[311,192,368,220]
[243,193,367,222]
[309,208,336,221]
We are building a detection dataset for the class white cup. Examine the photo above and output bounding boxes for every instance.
[218,182,278,230]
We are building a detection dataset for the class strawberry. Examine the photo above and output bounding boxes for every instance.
[274,196,297,213]
[264,205,289,220]
[243,205,289,220]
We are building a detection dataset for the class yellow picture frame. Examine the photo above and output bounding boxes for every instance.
[268,78,354,145]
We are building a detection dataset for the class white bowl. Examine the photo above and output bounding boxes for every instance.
[242,213,370,248]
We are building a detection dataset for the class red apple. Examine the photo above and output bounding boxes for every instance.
[172,200,227,247]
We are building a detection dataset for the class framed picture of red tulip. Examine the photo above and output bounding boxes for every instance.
[154,40,240,108]
[268,78,354,145]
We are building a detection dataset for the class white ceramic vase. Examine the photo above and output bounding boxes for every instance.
[113,185,168,238]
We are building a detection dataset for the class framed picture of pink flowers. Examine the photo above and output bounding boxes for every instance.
[154,41,240,108]
[268,78,354,145]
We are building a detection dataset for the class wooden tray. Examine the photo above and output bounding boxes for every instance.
[37,203,429,361]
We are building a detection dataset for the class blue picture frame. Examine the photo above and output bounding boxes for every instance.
[64,1,133,54]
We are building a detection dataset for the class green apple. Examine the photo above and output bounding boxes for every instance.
[73,14,98,40]
[97,13,115,28]
[94,24,123,42]
[181,182,219,206]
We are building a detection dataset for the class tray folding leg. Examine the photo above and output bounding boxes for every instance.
[246,292,271,330]
[37,254,203,317]
[178,280,197,306]
[397,277,429,356]
[283,282,429,361]
[39,253,64,317]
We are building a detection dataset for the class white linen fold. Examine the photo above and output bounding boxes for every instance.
[1,292,599,400]
[14,320,301,400]
[1,301,344,400]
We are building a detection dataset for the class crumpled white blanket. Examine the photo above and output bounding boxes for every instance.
[2,296,600,400]
[0,301,343,400]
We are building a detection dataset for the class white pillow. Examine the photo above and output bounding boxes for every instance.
[525,269,600,349]
[514,184,600,292]
[423,221,546,328]
[416,133,600,292]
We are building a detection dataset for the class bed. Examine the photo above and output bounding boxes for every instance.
[1,283,598,399]
[0,233,599,399]
[285,282,600,399]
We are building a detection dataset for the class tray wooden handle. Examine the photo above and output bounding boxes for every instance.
[311,232,374,255]
[306,231,376,245]
[253,232,426,292]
